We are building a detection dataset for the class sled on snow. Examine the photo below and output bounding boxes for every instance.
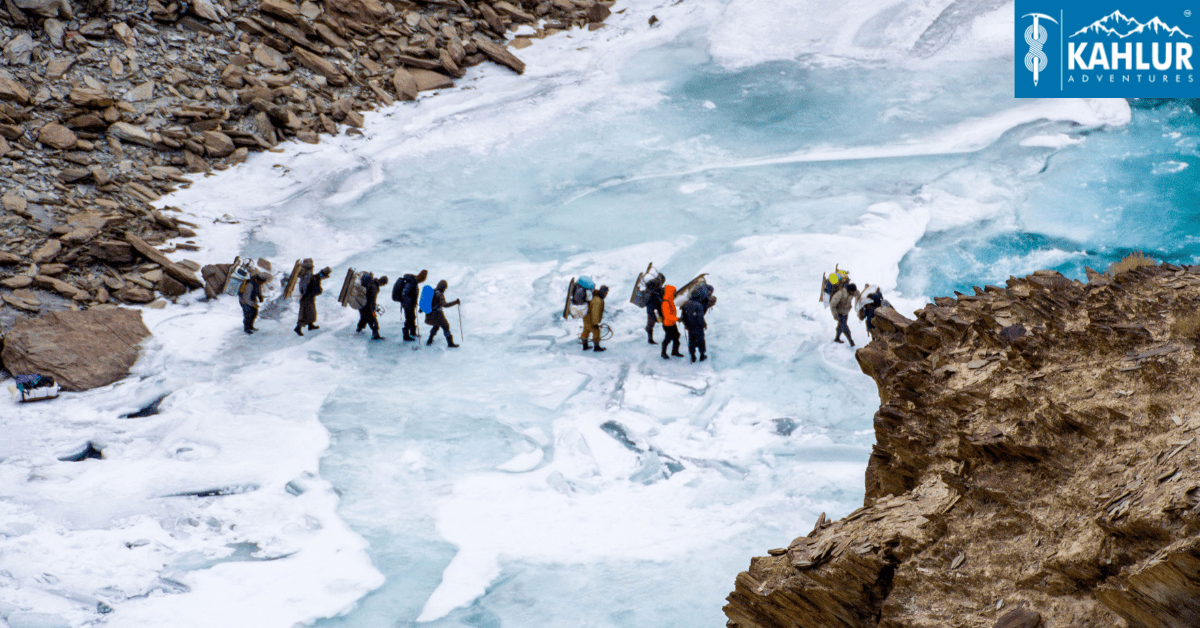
[9,374,60,403]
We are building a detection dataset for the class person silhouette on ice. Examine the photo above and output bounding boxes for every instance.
[426,279,460,348]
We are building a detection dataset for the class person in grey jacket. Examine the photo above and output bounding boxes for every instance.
[830,282,859,347]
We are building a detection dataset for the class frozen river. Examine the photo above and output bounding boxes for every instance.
[2,0,1199,626]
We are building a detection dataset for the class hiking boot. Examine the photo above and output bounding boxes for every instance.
[582,340,591,350]
[672,350,683,357]
[402,332,414,342]
[647,331,657,345]
[661,352,670,360]
[308,325,319,330]
[426,336,435,346]
[700,354,708,362]
[833,337,844,344]
[372,333,385,340]
[849,339,856,348]
[244,329,255,335]
[690,355,696,363]
[593,344,606,352]
[294,325,304,336]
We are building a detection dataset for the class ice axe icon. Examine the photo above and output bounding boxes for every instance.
[1022,13,1058,86]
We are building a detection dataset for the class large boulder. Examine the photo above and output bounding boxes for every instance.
[1,308,151,391]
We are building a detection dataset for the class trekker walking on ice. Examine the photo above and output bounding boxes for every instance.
[356,274,389,340]
[295,260,331,336]
[831,282,859,347]
[660,284,683,359]
[581,285,609,352]
[426,279,461,348]
[680,285,711,362]
[643,274,665,345]
[394,269,428,342]
[240,271,267,335]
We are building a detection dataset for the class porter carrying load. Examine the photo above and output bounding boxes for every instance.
[820,266,850,306]
[675,274,716,311]
[563,275,594,320]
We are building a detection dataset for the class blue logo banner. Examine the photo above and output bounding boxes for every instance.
[1015,0,1198,97]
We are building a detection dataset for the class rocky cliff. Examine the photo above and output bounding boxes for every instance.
[725,260,1200,628]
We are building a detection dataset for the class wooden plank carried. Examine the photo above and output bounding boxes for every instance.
[629,262,653,304]
[221,256,242,294]
[675,274,708,304]
[563,277,576,320]
[283,259,303,298]
[337,267,355,307]
[818,272,827,303]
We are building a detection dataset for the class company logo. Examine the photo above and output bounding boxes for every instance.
[1015,1,1198,97]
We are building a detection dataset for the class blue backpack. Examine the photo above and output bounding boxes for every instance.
[418,284,435,313]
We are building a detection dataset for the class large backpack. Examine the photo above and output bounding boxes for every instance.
[346,272,369,310]
[391,275,412,302]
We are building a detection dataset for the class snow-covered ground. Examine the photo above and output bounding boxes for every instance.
[8,0,1200,625]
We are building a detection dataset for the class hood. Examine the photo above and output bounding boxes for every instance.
[437,280,448,291]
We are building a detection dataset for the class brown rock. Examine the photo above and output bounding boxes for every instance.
[67,113,106,129]
[494,0,534,22]
[293,48,347,86]
[184,150,208,172]
[112,22,136,46]
[3,193,28,215]
[61,227,97,244]
[124,80,155,102]
[38,263,66,275]
[0,74,30,105]
[46,57,74,78]
[1,275,33,288]
[439,49,463,78]
[158,274,187,297]
[90,167,111,186]
[124,232,203,290]
[478,3,505,33]
[114,286,154,303]
[325,0,386,22]
[586,1,610,22]
[344,110,364,128]
[0,135,9,155]
[1,309,152,391]
[994,608,1042,628]
[0,251,20,264]
[191,0,221,21]
[202,130,235,157]
[296,130,319,144]
[33,274,83,298]
[69,87,114,108]
[229,147,249,164]
[57,168,91,183]
[253,44,290,72]
[392,67,418,100]
[0,124,22,139]
[472,35,525,74]
[39,123,77,150]
[411,69,454,91]
[107,122,155,147]
[239,85,275,103]
[89,240,134,263]
[261,0,301,21]
[32,239,62,263]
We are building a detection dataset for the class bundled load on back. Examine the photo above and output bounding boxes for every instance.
[222,257,256,297]
[675,274,716,310]
[339,268,373,310]
[563,275,595,319]
[629,263,663,308]
[9,374,60,403]
[820,266,850,306]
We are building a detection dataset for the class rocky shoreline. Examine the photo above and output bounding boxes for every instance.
[725,261,1200,627]
[0,0,613,344]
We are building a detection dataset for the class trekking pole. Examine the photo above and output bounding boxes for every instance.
[458,304,464,343]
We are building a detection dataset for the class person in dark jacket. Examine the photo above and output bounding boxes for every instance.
[393,269,428,341]
[680,286,709,362]
[295,262,331,336]
[857,287,889,341]
[426,279,460,347]
[581,285,609,352]
[356,273,389,340]
[643,274,665,344]
[240,272,267,335]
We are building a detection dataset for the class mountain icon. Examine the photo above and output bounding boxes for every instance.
[1070,11,1192,38]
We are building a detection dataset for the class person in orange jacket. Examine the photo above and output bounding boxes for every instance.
[659,285,683,359]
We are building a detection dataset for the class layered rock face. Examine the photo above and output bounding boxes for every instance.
[2,306,149,390]
[725,263,1200,628]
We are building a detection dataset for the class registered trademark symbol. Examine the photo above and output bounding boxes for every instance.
[1187,9,1193,17]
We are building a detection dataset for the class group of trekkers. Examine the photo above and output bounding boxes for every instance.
[237,260,462,348]
[821,267,890,348]
[573,272,716,362]
[237,258,883,357]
